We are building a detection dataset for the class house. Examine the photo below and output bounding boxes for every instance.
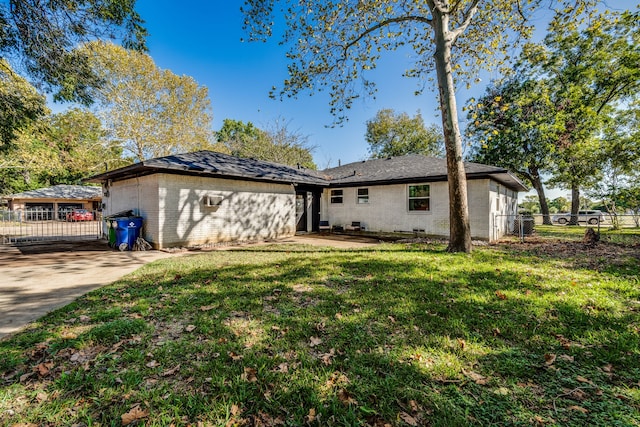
[88,151,527,248]
[4,185,102,220]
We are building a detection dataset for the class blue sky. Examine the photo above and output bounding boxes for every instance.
[119,1,635,199]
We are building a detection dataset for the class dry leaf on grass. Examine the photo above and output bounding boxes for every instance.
[576,375,593,385]
[399,411,418,426]
[242,367,258,382]
[185,325,196,332]
[306,408,317,423]
[544,353,557,366]
[121,406,149,425]
[568,405,589,414]
[34,362,54,376]
[462,369,487,385]
[337,388,357,405]
[309,336,322,347]
[228,351,243,361]
[145,360,159,368]
[162,364,181,377]
[200,305,215,311]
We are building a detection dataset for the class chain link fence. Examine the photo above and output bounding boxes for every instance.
[494,213,640,244]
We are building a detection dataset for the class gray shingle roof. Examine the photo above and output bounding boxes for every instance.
[89,150,327,186]
[6,185,102,200]
[321,155,527,191]
[88,151,527,192]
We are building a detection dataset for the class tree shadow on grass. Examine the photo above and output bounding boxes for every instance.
[1,248,638,426]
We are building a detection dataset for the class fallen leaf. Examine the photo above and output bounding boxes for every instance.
[399,411,418,426]
[457,338,466,350]
[544,353,557,366]
[337,388,357,405]
[576,375,593,385]
[79,315,91,323]
[230,404,241,416]
[36,392,48,402]
[34,362,54,376]
[463,369,487,385]
[146,360,159,368]
[242,367,258,382]
[559,354,574,362]
[306,408,316,423]
[228,351,243,361]
[200,305,215,311]
[121,406,149,426]
[387,315,396,323]
[309,336,322,347]
[162,364,181,376]
[60,332,78,339]
[495,290,507,300]
[602,363,613,373]
[568,405,589,414]
[409,400,419,412]
[185,324,196,332]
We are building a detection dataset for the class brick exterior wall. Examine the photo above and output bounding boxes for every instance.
[104,174,296,248]
[321,178,517,240]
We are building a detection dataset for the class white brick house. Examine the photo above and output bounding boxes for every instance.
[89,151,526,248]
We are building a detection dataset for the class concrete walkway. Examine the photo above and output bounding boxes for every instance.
[0,235,379,339]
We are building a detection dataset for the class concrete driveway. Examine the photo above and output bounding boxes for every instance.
[0,234,379,340]
[0,240,176,339]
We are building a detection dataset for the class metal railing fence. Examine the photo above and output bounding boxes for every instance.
[0,208,103,245]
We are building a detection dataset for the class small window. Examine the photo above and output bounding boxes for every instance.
[203,195,223,211]
[408,184,430,211]
[357,188,369,204]
[330,189,343,204]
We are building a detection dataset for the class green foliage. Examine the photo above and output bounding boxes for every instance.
[81,41,215,161]
[217,118,316,169]
[365,109,443,159]
[1,241,639,425]
[242,0,599,252]
[0,60,48,147]
[0,0,147,104]
[0,108,125,195]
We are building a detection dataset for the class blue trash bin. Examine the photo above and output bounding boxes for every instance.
[114,216,143,251]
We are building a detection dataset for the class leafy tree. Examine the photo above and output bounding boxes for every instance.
[519,195,541,214]
[0,108,125,195]
[548,197,570,213]
[81,41,215,161]
[242,0,598,252]
[466,78,558,224]
[365,109,443,159]
[0,59,48,147]
[217,118,316,169]
[523,9,640,223]
[0,0,146,104]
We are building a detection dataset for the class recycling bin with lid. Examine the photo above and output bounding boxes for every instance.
[114,216,143,251]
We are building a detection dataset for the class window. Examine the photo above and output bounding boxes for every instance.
[357,188,369,204]
[330,189,343,204]
[408,184,430,211]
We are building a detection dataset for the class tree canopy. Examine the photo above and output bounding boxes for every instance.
[81,41,215,162]
[217,118,316,169]
[242,0,599,252]
[365,109,443,159]
[0,0,146,104]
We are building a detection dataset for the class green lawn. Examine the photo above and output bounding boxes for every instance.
[1,239,639,426]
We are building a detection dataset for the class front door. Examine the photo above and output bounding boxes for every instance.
[295,192,307,232]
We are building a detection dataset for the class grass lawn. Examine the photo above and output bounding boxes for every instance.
[1,239,639,426]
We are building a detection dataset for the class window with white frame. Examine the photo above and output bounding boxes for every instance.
[408,184,430,211]
[357,188,369,204]
[330,189,343,204]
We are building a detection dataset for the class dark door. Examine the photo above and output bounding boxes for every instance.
[295,192,307,232]
[311,192,321,232]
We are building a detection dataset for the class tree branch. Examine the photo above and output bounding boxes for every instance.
[450,0,481,43]
[341,15,432,60]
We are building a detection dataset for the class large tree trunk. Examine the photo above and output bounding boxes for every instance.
[529,167,551,225]
[570,184,580,225]
[432,11,472,253]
